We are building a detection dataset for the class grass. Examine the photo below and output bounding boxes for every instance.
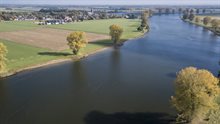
[0,39,113,74]
[0,21,38,32]
[48,19,142,39]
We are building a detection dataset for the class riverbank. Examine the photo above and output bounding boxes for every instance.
[0,32,147,78]
[182,18,220,36]
[0,45,112,78]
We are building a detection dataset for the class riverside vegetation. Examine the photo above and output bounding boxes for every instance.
[181,10,220,35]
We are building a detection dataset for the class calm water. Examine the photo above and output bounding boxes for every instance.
[0,15,220,124]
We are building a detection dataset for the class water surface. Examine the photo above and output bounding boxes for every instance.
[0,15,220,124]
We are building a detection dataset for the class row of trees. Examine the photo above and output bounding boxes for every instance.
[137,11,150,32]
[182,12,220,33]
[0,9,118,21]
[171,67,220,123]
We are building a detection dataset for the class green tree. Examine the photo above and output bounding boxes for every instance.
[189,13,195,21]
[67,31,88,55]
[138,11,149,32]
[203,16,212,25]
[0,43,7,73]
[171,67,220,123]
[109,24,123,45]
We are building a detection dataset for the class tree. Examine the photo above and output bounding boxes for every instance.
[203,16,212,25]
[67,31,88,55]
[188,13,195,21]
[211,19,220,30]
[195,17,201,23]
[138,11,149,32]
[165,8,170,14]
[171,67,220,123]
[109,24,123,45]
[182,10,189,20]
[0,43,7,73]
[178,8,182,13]
[141,12,148,28]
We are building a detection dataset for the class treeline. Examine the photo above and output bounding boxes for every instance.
[137,10,151,32]
[0,8,121,21]
[181,9,220,35]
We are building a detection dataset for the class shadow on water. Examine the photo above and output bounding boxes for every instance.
[84,111,175,124]
[166,72,177,78]
[38,52,72,56]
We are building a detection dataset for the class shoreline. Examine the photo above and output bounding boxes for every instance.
[183,19,220,36]
[0,45,112,78]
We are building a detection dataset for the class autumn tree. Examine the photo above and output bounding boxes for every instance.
[203,16,212,25]
[109,24,123,45]
[211,19,220,30]
[0,43,7,73]
[67,31,88,55]
[138,11,149,32]
[195,17,201,23]
[171,67,220,124]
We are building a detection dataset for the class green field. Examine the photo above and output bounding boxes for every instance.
[0,21,38,32]
[48,19,142,39]
[0,39,112,73]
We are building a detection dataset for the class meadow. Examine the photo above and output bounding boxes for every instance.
[48,19,142,39]
[0,21,38,32]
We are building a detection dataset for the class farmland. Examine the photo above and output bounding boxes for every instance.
[0,28,109,50]
[0,18,143,75]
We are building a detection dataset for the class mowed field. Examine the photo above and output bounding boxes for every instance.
[0,21,38,32]
[48,19,142,39]
[0,19,142,74]
[0,28,109,50]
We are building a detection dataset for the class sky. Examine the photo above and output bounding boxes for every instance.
[0,0,220,5]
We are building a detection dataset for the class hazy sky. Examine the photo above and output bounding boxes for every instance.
[1,0,220,5]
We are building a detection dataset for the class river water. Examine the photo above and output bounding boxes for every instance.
[0,15,220,124]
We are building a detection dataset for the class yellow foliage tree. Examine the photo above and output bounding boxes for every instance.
[203,16,212,25]
[171,67,220,123]
[109,24,123,45]
[67,31,88,55]
[0,43,7,73]
[211,19,220,30]
[195,17,201,23]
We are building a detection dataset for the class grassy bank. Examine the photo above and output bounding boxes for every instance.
[0,19,145,77]
[184,16,220,35]
[0,39,112,75]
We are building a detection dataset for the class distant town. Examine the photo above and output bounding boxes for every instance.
[0,5,220,25]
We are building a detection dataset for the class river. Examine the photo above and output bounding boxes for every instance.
[0,15,220,124]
